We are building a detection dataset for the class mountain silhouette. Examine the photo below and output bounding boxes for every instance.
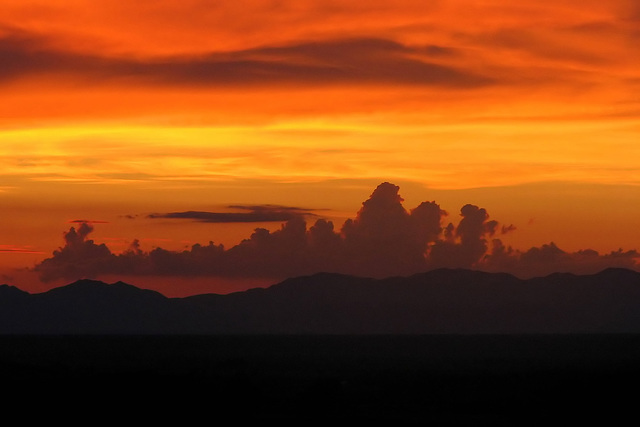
[2,268,640,334]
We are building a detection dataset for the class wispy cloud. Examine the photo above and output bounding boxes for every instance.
[0,31,491,89]
[147,204,317,223]
[0,245,45,255]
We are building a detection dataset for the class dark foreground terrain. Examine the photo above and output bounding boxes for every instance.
[4,268,640,334]
[2,334,640,423]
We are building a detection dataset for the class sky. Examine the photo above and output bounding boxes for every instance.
[1,1,639,296]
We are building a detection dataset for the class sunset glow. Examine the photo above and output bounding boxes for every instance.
[1,1,639,295]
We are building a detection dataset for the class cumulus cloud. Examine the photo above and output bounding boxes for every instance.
[483,242,640,277]
[34,182,639,283]
[427,203,498,269]
[340,182,447,277]
[36,223,116,282]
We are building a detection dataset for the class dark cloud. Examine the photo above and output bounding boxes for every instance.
[483,242,639,278]
[68,219,109,224]
[0,30,491,88]
[0,29,48,80]
[0,29,132,84]
[340,182,447,277]
[34,183,639,284]
[147,204,316,223]
[501,224,517,234]
[423,45,457,56]
[427,203,499,269]
[36,223,116,282]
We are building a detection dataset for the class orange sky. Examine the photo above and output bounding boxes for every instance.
[1,1,639,295]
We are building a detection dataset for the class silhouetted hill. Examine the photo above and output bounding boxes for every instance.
[0,279,175,333]
[0,284,29,298]
[2,268,640,334]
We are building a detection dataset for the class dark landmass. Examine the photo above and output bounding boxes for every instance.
[3,269,640,421]
[2,334,640,423]
[2,267,640,334]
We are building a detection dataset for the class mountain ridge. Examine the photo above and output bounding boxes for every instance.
[1,268,640,334]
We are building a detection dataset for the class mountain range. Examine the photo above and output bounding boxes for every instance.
[2,268,640,334]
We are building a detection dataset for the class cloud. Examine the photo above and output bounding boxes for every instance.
[483,242,640,278]
[0,28,127,84]
[68,219,109,224]
[427,203,499,269]
[147,204,317,223]
[501,224,517,234]
[340,182,447,277]
[35,223,116,282]
[474,28,608,65]
[0,30,491,88]
[34,182,639,283]
[0,245,45,255]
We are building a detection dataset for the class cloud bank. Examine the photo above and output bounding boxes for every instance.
[35,182,639,283]
[0,30,490,89]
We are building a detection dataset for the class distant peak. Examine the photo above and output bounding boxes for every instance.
[0,283,30,297]
[69,279,109,286]
[594,267,640,278]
